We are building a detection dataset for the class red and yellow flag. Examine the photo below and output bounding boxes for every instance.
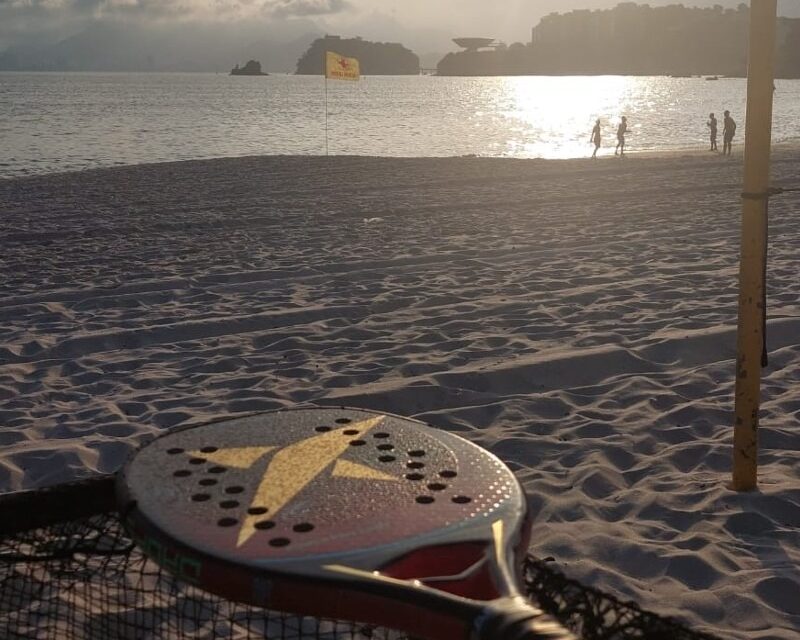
[325,51,360,81]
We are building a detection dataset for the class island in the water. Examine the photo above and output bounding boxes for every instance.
[296,35,419,75]
[230,60,268,76]
[437,3,800,78]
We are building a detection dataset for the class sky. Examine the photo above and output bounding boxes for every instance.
[2,0,800,53]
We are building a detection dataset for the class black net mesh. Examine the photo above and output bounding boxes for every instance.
[0,477,721,640]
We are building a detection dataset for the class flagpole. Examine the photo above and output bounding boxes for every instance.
[322,51,358,156]
[732,0,777,492]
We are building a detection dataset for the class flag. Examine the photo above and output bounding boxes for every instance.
[325,51,360,81]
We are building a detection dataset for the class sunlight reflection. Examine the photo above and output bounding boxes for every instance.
[497,76,657,158]
[6,72,790,175]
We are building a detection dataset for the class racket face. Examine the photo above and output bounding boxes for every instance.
[118,408,529,635]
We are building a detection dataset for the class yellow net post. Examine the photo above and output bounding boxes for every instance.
[732,0,778,492]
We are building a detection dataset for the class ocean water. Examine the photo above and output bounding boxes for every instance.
[2,72,800,179]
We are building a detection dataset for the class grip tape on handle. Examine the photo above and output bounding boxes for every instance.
[473,597,576,640]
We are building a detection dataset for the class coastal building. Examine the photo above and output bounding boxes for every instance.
[437,3,800,78]
[452,37,497,52]
[528,3,752,76]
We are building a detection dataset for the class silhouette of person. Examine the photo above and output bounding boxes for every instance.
[590,119,602,158]
[707,112,718,151]
[723,110,736,155]
[615,116,627,156]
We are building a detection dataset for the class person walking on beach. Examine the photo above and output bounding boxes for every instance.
[723,110,736,155]
[707,112,718,151]
[590,119,602,158]
[615,116,627,156]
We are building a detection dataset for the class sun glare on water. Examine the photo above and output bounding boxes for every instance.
[495,75,658,158]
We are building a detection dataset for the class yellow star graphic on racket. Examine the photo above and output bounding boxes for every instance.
[187,415,398,546]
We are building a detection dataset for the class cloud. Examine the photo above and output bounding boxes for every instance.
[0,0,256,21]
[265,0,349,19]
[0,0,349,20]
[0,0,251,49]
[0,0,256,47]
[3,0,799,53]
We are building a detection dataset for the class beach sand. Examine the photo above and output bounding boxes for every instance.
[1,150,799,638]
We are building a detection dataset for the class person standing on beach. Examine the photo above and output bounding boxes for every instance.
[615,116,627,156]
[707,112,718,151]
[723,110,736,155]
[590,119,602,158]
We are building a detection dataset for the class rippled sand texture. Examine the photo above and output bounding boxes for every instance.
[1,153,799,638]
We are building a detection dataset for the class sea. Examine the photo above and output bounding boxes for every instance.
[2,72,800,179]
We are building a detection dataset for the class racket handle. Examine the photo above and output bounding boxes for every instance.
[473,597,576,640]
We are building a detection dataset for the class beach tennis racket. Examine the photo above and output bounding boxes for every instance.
[117,407,574,639]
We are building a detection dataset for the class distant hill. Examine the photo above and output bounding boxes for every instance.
[231,60,268,76]
[296,35,420,75]
[437,3,800,78]
[0,21,322,73]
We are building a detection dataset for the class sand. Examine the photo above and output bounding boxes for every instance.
[1,150,799,639]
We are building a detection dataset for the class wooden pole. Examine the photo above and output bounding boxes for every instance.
[325,75,329,156]
[732,0,777,492]
[324,51,329,156]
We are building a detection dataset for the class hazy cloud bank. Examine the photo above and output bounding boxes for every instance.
[2,0,799,66]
